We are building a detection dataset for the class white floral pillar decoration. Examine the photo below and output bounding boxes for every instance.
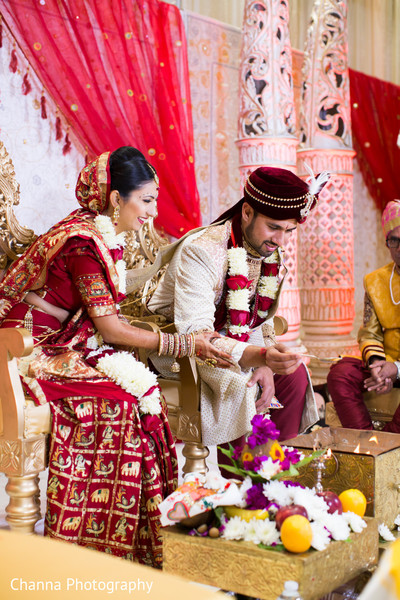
[236,0,302,346]
[297,0,358,383]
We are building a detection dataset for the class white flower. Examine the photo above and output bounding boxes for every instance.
[258,275,279,299]
[86,344,113,360]
[263,250,279,264]
[316,513,350,541]
[310,521,331,551]
[237,477,253,508]
[256,457,281,480]
[342,512,367,533]
[94,215,126,249]
[227,288,250,310]
[243,519,261,543]
[227,247,248,276]
[378,523,396,541]
[243,518,278,545]
[222,516,246,541]
[115,259,127,295]
[254,519,280,546]
[263,480,294,507]
[228,324,250,336]
[139,390,162,415]
[96,352,161,414]
[395,514,400,528]
[291,487,329,521]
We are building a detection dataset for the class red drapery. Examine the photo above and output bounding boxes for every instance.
[350,68,400,213]
[0,0,200,237]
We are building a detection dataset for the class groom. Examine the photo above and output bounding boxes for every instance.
[148,166,328,464]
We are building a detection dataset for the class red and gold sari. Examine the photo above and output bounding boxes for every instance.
[0,153,177,567]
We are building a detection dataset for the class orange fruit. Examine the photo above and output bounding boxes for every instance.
[280,514,312,553]
[338,489,367,517]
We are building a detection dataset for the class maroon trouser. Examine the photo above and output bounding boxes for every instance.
[218,363,309,478]
[326,356,400,433]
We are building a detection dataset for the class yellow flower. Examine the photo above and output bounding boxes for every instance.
[269,441,285,462]
[242,452,253,463]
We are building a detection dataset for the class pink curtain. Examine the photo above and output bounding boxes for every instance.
[350,68,400,213]
[0,0,201,237]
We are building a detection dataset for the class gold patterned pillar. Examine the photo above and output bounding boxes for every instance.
[297,0,358,383]
[236,0,303,346]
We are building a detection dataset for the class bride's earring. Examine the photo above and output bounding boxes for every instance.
[113,204,120,226]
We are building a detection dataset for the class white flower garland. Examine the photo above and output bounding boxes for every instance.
[94,215,126,249]
[226,247,280,337]
[93,215,127,295]
[97,352,161,415]
[90,214,161,415]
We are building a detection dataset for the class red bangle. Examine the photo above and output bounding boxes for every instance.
[260,348,267,357]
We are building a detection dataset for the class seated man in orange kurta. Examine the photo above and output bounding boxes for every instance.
[327,200,400,432]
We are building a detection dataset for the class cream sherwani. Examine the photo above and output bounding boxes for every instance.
[148,221,318,445]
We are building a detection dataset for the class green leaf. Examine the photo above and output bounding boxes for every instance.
[217,463,248,477]
[272,464,300,480]
[218,446,234,459]
[213,506,224,526]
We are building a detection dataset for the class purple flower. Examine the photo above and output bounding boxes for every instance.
[232,443,244,461]
[246,484,268,509]
[247,414,280,448]
[280,448,302,471]
[246,483,271,510]
[243,459,255,470]
[283,480,304,489]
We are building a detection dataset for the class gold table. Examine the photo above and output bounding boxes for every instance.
[162,518,378,600]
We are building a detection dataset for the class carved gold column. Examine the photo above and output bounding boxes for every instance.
[297,0,358,383]
[0,144,46,533]
[236,0,303,346]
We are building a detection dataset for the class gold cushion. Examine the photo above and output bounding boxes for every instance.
[24,399,51,438]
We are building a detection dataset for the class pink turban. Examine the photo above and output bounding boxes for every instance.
[382,200,400,236]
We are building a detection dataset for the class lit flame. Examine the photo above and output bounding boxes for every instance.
[326,448,332,458]
[354,444,360,454]
[368,435,378,444]
[366,451,371,454]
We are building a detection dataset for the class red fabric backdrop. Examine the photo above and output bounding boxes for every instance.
[0,0,201,237]
[350,68,400,213]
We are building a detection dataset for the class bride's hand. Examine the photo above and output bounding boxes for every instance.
[194,331,233,368]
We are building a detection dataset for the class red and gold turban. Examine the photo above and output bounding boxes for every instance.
[215,165,329,224]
